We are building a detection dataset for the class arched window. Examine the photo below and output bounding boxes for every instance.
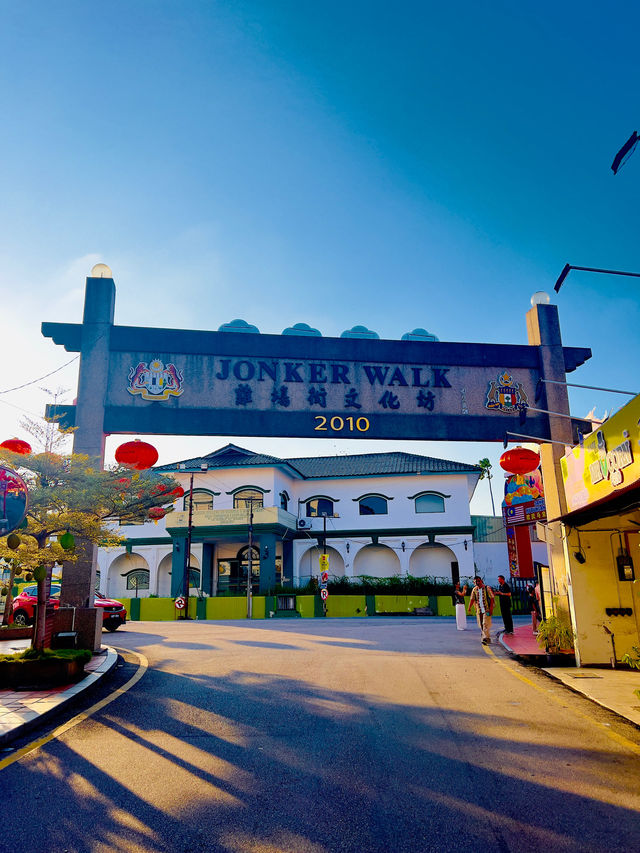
[357,495,389,515]
[306,497,334,517]
[234,489,264,509]
[188,568,201,589]
[183,489,214,513]
[125,569,150,591]
[280,491,290,511]
[414,492,446,513]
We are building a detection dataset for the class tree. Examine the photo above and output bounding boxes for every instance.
[478,458,496,516]
[0,449,179,650]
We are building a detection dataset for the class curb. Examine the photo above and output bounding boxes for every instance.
[0,647,118,747]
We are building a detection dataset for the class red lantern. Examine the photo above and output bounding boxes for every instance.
[117,477,131,487]
[115,440,158,470]
[148,506,167,520]
[0,438,32,455]
[499,447,540,475]
[170,486,185,498]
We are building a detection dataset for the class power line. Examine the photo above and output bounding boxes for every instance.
[0,355,79,395]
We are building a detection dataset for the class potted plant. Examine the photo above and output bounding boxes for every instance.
[621,646,640,702]
[536,615,575,655]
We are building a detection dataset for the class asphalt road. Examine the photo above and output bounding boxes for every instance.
[1,617,639,853]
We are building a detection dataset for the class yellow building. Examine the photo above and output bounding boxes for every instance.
[559,395,640,666]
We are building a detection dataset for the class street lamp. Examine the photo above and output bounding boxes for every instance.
[180,462,208,620]
[245,496,262,619]
[554,264,640,293]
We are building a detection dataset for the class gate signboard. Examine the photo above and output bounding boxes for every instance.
[42,275,591,459]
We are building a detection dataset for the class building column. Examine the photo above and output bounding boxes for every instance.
[202,542,215,596]
[258,533,277,593]
[282,539,294,587]
[171,537,187,597]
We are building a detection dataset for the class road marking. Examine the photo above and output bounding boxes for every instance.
[0,649,148,772]
[482,643,640,756]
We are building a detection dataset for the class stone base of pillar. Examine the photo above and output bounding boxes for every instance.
[71,607,103,652]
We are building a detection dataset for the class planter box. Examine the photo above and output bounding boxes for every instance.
[0,626,33,642]
[0,657,86,690]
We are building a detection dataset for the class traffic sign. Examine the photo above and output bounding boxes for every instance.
[320,571,329,584]
[320,588,329,601]
[174,596,186,610]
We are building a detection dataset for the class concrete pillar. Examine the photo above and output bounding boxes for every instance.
[202,542,215,595]
[171,537,187,597]
[62,276,115,649]
[526,303,574,636]
[282,539,294,587]
[258,533,277,593]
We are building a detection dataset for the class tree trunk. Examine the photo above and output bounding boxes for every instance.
[33,565,53,652]
[1,564,17,627]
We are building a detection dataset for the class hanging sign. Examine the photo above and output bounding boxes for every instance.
[319,554,329,571]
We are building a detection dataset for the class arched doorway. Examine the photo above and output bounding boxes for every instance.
[157,551,200,597]
[107,552,150,599]
[409,543,456,579]
[353,544,401,578]
[300,545,345,580]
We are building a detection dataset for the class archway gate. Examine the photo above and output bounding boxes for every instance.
[42,273,591,642]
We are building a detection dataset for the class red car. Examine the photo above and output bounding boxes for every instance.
[10,584,127,632]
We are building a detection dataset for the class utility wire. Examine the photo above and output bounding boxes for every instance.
[0,355,79,395]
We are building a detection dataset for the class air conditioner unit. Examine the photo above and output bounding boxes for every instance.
[297,518,309,529]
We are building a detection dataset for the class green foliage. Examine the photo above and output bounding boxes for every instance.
[0,647,92,664]
[327,575,457,595]
[535,615,575,651]
[621,645,640,671]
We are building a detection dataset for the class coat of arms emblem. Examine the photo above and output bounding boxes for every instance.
[485,371,528,413]
[127,359,184,401]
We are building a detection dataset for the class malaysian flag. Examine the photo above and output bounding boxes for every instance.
[505,505,526,524]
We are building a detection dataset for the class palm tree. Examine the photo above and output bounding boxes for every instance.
[478,458,496,516]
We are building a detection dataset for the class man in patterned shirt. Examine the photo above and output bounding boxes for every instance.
[468,575,495,645]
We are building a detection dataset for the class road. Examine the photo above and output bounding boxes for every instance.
[1,617,639,853]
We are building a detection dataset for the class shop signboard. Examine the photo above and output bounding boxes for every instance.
[561,394,640,513]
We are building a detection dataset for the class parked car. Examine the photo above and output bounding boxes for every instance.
[10,585,127,632]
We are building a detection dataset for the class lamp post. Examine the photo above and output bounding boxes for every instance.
[181,462,208,620]
[554,264,640,293]
[244,495,262,619]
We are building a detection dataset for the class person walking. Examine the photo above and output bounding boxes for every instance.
[496,574,513,634]
[527,582,542,634]
[453,581,468,630]
[468,575,494,645]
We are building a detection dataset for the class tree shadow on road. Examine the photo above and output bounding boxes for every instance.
[3,666,640,853]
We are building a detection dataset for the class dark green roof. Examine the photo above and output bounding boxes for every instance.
[157,443,481,479]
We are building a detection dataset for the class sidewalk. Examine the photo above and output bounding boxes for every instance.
[0,639,118,746]
[500,624,640,728]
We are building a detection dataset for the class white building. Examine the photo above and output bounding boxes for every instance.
[97,444,545,600]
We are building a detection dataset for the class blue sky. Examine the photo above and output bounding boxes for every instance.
[1,1,639,515]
